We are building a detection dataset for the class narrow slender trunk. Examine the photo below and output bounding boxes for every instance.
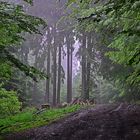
[32,56,38,105]
[69,43,73,102]
[45,28,51,103]
[67,36,70,103]
[57,43,62,104]
[52,27,57,106]
[32,81,37,105]
[86,62,91,99]
[67,35,72,103]
[23,49,28,98]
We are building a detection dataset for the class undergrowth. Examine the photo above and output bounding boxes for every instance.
[0,105,81,136]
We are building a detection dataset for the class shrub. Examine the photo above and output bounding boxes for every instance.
[0,88,21,118]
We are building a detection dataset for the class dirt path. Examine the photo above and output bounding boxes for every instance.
[5,104,140,140]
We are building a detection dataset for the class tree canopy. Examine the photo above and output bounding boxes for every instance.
[67,0,140,87]
[0,0,47,81]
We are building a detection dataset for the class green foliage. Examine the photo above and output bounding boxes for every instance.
[0,1,46,47]
[0,105,81,135]
[0,0,47,81]
[69,0,140,87]
[3,49,48,81]
[23,0,33,5]
[0,61,12,79]
[0,1,48,117]
[0,88,21,118]
[98,83,120,103]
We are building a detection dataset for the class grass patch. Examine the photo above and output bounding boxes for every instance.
[0,105,81,135]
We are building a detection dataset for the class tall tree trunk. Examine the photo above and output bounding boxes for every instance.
[32,55,38,106]
[57,42,62,104]
[69,43,73,101]
[86,33,92,99]
[45,28,51,103]
[86,61,91,99]
[66,35,72,103]
[67,35,70,103]
[81,33,87,99]
[32,81,37,105]
[52,26,57,106]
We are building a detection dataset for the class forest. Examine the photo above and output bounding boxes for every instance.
[0,0,140,140]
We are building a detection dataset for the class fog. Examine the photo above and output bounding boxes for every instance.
[2,0,139,107]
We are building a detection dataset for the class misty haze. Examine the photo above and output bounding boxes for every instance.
[0,0,140,140]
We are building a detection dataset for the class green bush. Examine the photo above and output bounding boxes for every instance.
[0,88,21,118]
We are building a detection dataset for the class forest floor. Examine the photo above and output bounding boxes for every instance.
[4,104,140,140]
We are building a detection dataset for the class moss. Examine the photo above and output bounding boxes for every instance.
[0,105,81,135]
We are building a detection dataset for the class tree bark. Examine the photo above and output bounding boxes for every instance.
[45,28,51,103]
[81,33,87,99]
[57,42,62,104]
[66,35,72,103]
[69,43,73,102]
[52,26,57,106]
[86,33,92,99]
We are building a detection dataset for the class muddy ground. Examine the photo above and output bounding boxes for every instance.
[5,104,140,140]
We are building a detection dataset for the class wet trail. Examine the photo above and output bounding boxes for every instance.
[5,104,140,140]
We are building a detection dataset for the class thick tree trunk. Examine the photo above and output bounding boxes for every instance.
[81,33,87,99]
[57,43,62,104]
[86,33,92,99]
